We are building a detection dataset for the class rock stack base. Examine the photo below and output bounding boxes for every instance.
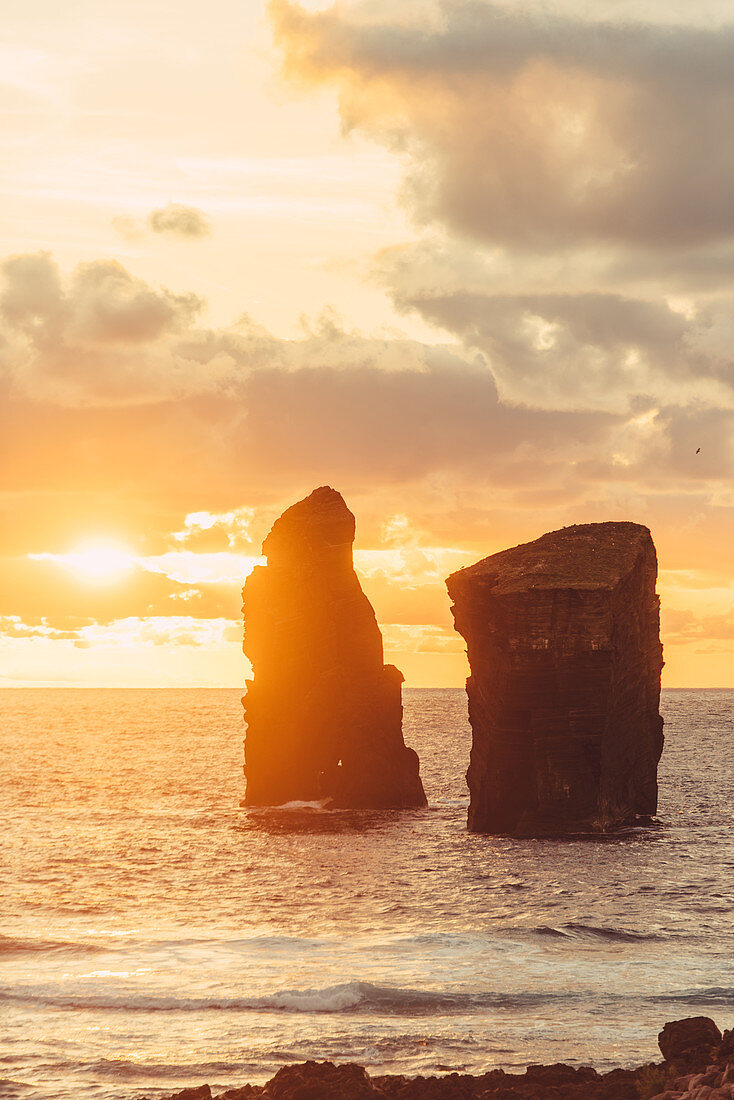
[446,522,665,836]
[242,486,426,809]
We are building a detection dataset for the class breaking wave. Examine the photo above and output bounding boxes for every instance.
[657,987,734,1006]
[0,934,107,957]
[251,800,333,812]
[0,980,579,1015]
[531,923,665,943]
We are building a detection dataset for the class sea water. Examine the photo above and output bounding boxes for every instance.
[1,688,733,1099]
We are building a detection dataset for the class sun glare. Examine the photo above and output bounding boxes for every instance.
[58,541,137,585]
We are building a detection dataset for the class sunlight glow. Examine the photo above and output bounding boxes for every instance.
[32,541,137,585]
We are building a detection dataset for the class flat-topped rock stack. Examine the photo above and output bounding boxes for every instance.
[446,522,664,836]
[242,486,426,809]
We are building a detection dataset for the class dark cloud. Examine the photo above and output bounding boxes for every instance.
[374,236,734,315]
[577,403,734,490]
[390,288,734,409]
[235,357,614,484]
[148,204,212,239]
[271,0,734,250]
[0,354,618,507]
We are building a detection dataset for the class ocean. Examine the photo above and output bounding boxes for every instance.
[2,688,733,1099]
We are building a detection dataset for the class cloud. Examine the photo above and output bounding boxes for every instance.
[69,260,201,343]
[0,251,66,339]
[9,252,731,428]
[234,357,618,488]
[373,235,734,317]
[170,507,256,551]
[388,288,734,410]
[141,549,262,584]
[265,0,734,448]
[2,251,732,529]
[0,615,84,642]
[662,604,734,644]
[0,350,621,515]
[270,0,734,251]
[0,614,242,650]
[0,252,204,403]
[0,553,243,627]
[111,215,145,243]
[1,249,732,657]
[382,623,464,654]
[147,203,212,239]
[1,252,201,346]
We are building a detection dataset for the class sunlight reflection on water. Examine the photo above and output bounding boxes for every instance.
[0,688,733,1098]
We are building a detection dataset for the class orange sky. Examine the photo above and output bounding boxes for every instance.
[1,0,732,687]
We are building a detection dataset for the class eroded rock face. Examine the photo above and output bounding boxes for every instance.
[446,522,664,836]
[242,486,426,809]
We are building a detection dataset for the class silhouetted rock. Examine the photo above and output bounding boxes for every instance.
[242,486,426,809]
[658,1017,723,1069]
[446,522,664,835]
[264,1061,376,1099]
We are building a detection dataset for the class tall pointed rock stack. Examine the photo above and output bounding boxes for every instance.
[446,522,664,836]
[242,486,427,809]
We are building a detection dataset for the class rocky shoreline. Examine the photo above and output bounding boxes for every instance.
[146,1017,733,1100]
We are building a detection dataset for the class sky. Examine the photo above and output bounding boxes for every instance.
[1,0,732,688]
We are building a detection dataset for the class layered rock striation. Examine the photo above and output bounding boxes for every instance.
[446,522,664,835]
[242,486,426,809]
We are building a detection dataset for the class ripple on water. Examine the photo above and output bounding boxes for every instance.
[1,688,733,1099]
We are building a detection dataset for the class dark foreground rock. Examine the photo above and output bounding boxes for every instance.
[658,1017,723,1070]
[446,522,664,836]
[148,1018,734,1100]
[242,486,426,809]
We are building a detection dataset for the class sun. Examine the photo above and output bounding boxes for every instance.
[57,540,137,585]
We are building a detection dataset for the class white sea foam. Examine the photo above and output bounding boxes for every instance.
[0,979,581,1015]
[246,799,333,812]
[275,800,332,811]
[260,981,369,1011]
[0,980,406,1014]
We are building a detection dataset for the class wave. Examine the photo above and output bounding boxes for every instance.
[1,931,338,959]
[80,1057,263,1081]
[0,980,579,1016]
[657,987,734,1006]
[4,975,731,1021]
[0,1080,35,1099]
[0,934,107,957]
[142,933,332,952]
[244,800,333,812]
[531,923,664,943]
